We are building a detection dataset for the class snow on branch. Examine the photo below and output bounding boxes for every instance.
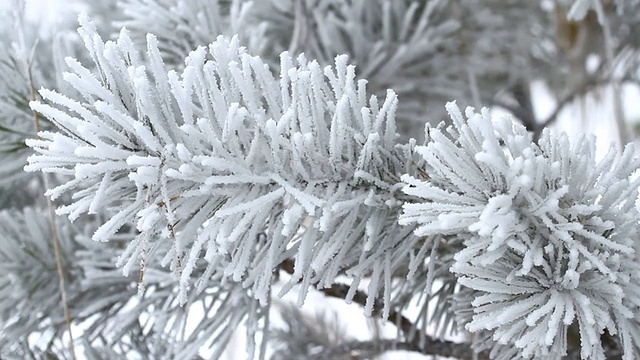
[25,15,420,315]
[400,102,640,359]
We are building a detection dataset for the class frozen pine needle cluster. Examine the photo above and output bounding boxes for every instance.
[19,10,640,360]
[401,103,640,359]
[25,15,419,316]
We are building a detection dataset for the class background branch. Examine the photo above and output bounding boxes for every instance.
[279,259,483,359]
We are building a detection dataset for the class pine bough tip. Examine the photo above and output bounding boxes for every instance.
[25,17,415,314]
[401,103,640,359]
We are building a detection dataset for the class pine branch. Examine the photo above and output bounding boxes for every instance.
[401,102,640,359]
[536,76,639,141]
[307,339,480,360]
[25,16,424,318]
[319,283,413,336]
[318,282,482,360]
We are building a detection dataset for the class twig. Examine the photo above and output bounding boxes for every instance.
[594,0,629,149]
[510,82,537,131]
[534,71,617,141]
[489,59,620,143]
[320,283,414,336]
[320,283,485,359]
[306,338,476,360]
[492,64,624,143]
[278,259,484,359]
[28,61,77,360]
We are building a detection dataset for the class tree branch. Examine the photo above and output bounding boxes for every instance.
[320,283,414,336]
[492,64,637,144]
[320,283,486,359]
[278,259,485,360]
[534,77,602,140]
[27,49,77,360]
[306,338,474,360]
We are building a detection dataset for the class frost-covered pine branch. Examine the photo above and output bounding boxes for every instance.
[401,102,640,359]
[25,14,424,322]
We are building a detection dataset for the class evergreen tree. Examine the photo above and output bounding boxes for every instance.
[2,0,640,359]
